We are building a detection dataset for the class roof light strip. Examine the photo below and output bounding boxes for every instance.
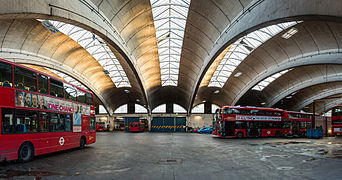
[151,0,191,86]
[252,69,292,91]
[44,20,131,88]
[208,21,301,88]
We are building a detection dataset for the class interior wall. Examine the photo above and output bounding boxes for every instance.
[189,114,214,128]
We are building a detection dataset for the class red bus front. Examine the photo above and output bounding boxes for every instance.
[129,122,144,132]
[331,105,342,136]
[96,122,106,132]
[214,106,286,138]
[0,59,96,162]
[212,108,221,135]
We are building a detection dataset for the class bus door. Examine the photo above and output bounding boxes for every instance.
[293,121,300,136]
[248,122,258,136]
[225,121,235,136]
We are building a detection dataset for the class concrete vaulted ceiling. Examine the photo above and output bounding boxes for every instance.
[192,0,342,110]
[0,18,146,113]
[275,82,342,111]
[197,20,342,109]
[1,0,342,113]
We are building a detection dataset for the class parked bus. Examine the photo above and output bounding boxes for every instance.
[331,105,342,136]
[129,122,145,132]
[0,59,96,162]
[96,122,107,132]
[213,106,288,138]
[283,111,312,137]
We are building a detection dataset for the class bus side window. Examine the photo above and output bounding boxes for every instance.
[14,66,37,92]
[0,62,13,88]
[231,109,239,114]
[50,78,64,98]
[38,74,48,95]
[58,114,66,132]
[39,112,48,132]
[64,84,77,102]
[49,113,58,132]
[1,108,14,134]
[65,114,71,132]
[14,109,39,133]
[89,117,95,131]
[77,90,86,104]
[86,93,93,106]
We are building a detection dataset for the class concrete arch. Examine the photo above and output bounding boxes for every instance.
[0,18,146,114]
[204,21,342,107]
[292,85,342,111]
[316,99,342,114]
[263,65,342,107]
[233,51,342,105]
[190,0,342,111]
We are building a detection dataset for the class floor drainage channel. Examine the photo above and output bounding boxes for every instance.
[157,159,182,164]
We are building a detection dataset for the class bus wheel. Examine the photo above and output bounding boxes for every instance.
[80,136,86,149]
[237,132,243,138]
[18,142,34,163]
[275,131,280,137]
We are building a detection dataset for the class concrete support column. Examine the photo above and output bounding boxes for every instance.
[166,103,173,114]
[204,102,212,114]
[128,103,135,114]
[312,101,316,129]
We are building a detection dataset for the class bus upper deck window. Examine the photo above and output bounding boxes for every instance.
[38,74,48,95]
[0,62,13,88]
[14,66,37,92]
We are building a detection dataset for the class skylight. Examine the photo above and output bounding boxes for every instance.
[281,27,298,39]
[252,69,292,91]
[41,20,131,88]
[47,68,88,90]
[208,21,301,88]
[151,0,191,86]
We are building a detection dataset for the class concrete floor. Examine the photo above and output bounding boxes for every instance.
[1,132,342,180]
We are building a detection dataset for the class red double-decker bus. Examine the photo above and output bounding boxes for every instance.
[213,106,288,138]
[96,122,107,132]
[283,111,312,137]
[331,105,342,136]
[0,59,96,162]
[129,122,145,132]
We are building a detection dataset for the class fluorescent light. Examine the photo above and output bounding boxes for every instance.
[202,100,206,103]
[281,27,298,39]
[124,89,130,93]
[234,72,243,77]
[285,96,292,99]
[261,102,266,105]
[214,90,220,94]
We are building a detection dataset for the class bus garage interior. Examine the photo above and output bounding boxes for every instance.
[1,0,342,179]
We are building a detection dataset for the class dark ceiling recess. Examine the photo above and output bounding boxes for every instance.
[236,90,266,107]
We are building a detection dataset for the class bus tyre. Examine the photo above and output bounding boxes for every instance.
[237,132,243,138]
[275,131,280,137]
[80,136,86,149]
[18,142,34,163]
